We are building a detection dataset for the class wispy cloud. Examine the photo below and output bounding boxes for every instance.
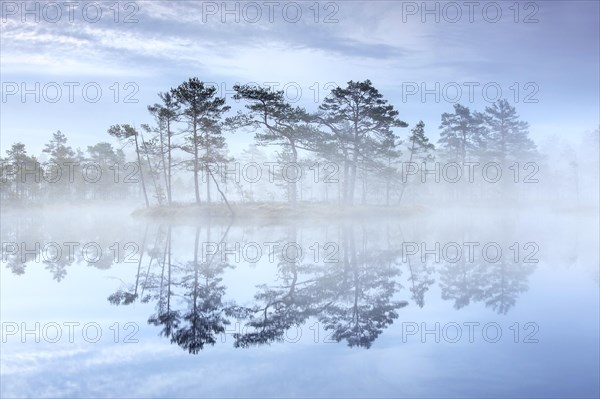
[0,0,597,149]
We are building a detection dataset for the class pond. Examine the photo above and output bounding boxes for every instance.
[1,207,598,397]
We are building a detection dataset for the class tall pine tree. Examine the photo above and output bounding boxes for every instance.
[438,104,486,163]
[317,80,407,205]
[172,78,230,205]
[482,99,537,164]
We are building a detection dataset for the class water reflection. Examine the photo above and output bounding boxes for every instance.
[229,225,407,349]
[4,211,590,353]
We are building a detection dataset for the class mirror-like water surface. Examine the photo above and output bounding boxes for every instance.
[1,207,598,397]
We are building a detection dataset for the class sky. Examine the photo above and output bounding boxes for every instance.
[0,0,599,156]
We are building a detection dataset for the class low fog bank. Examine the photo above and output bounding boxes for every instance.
[1,80,597,216]
[1,136,598,216]
[2,207,597,307]
[1,152,597,217]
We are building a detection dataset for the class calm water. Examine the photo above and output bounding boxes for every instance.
[1,207,598,398]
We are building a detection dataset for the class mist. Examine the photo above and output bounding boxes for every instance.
[1,1,599,398]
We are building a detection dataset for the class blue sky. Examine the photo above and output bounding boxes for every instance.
[0,0,598,156]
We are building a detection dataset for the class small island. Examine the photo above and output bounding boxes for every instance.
[132,202,427,223]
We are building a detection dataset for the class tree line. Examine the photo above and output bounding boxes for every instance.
[1,78,540,207]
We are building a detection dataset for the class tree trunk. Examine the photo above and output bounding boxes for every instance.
[140,131,161,205]
[398,138,416,205]
[461,130,467,164]
[158,123,169,204]
[193,121,200,204]
[348,149,358,206]
[206,163,235,217]
[342,160,349,205]
[361,157,367,205]
[205,142,211,205]
[134,135,150,208]
[385,152,394,206]
[289,140,298,205]
[167,120,172,204]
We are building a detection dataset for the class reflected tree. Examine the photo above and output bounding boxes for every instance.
[148,225,181,337]
[231,225,319,347]
[171,224,233,353]
[480,258,536,314]
[439,257,486,310]
[439,241,536,314]
[406,256,435,309]
[396,226,435,308]
[317,227,407,348]
[108,224,149,305]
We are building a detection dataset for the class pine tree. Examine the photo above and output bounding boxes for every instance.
[147,92,180,205]
[172,78,230,205]
[317,80,407,205]
[43,130,75,165]
[42,131,76,200]
[482,99,537,164]
[232,84,314,205]
[407,120,435,163]
[438,104,486,163]
[399,121,435,203]
[4,143,40,202]
[108,124,150,208]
